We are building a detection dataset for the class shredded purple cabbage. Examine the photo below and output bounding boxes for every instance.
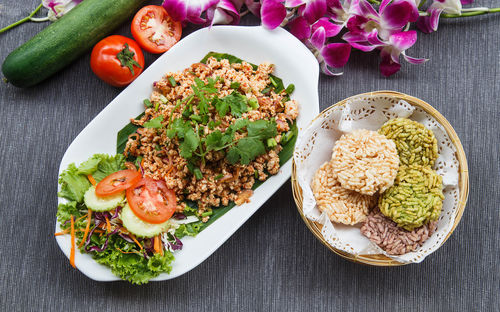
[118,233,134,243]
[85,228,119,253]
[166,234,183,251]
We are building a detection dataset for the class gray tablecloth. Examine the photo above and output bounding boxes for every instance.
[1,1,499,311]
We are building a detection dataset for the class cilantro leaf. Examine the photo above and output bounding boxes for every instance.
[179,129,199,158]
[214,98,229,117]
[204,130,224,151]
[247,120,277,139]
[225,92,249,117]
[143,116,164,129]
[230,81,240,89]
[227,138,266,165]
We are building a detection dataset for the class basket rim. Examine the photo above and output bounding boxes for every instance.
[292,90,469,266]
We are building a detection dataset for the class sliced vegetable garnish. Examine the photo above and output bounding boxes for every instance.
[95,169,141,196]
[126,177,176,224]
[131,5,182,54]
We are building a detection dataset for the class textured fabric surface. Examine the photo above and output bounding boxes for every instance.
[0,1,499,311]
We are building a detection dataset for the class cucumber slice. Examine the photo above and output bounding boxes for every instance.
[84,186,125,212]
[120,204,171,238]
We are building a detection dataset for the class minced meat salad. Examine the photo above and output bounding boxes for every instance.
[56,53,299,284]
[125,56,299,214]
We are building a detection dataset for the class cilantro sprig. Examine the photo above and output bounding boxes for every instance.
[150,77,278,169]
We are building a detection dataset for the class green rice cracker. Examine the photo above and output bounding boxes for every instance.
[379,118,438,166]
[379,165,444,231]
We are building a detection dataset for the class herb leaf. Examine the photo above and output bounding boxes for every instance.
[227,138,266,165]
[179,129,199,158]
[143,116,164,129]
[223,92,248,117]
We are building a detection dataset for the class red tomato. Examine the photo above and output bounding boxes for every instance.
[131,5,182,54]
[95,169,142,197]
[90,35,145,87]
[126,177,177,224]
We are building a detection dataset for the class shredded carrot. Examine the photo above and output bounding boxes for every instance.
[54,229,69,236]
[105,216,111,233]
[78,211,92,248]
[141,158,145,169]
[159,235,164,256]
[130,234,143,250]
[75,214,87,222]
[87,174,97,186]
[154,235,161,254]
[54,227,104,236]
[116,247,141,255]
[70,215,76,268]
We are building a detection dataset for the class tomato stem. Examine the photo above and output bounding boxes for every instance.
[116,43,142,75]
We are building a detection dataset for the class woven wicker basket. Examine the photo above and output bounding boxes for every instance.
[291,91,469,266]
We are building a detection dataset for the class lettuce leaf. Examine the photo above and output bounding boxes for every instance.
[58,164,91,203]
[90,234,174,284]
[82,154,126,182]
[58,154,126,203]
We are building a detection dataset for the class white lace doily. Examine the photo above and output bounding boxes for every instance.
[294,94,460,263]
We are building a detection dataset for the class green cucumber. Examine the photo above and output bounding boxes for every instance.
[120,204,171,238]
[2,0,146,88]
[84,186,124,212]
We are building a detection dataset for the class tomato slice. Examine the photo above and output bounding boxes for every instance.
[95,169,141,197]
[131,5,182,54]
[126,177,177,224]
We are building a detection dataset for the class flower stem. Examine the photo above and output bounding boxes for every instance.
[441,7,500,18]
[0,3,44,34]
[367,0,381,5]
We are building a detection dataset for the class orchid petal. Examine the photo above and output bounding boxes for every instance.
[389,30,417,51]
[260,0,287,29]
[345,14,370,34]
[326,0,343,10]
[380,0,419,29]
[321,62,344,75]
[245,0,262,17]
[312,17,343,37]
[460,0,473,4]
[348,41,378,52]
[326,0,347,23]
[302,0,327,24]
[209,0,241,25]
[379,48,401,77]
[378,0,391,13]
[416,8,443,33]
[366,29,384,46]
[342,31,367,43]
[285,0,306,7]
[431,0,462,14]
[322,42,351,68]
[402,53,428,64]
[288,16,311,40]
[163,0,218,24]
[358,0,379,19]
[310,26,326,49]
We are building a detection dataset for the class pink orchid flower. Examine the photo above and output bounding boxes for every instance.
[326,0,360,25]
[260,0,328,29]
[417,0,462,33]
[343,0,418,43]
[306,25,352,75]
[40,0,82,21]
[288,16,343,39]
[163,0,243,25]
[377,30,428,76]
